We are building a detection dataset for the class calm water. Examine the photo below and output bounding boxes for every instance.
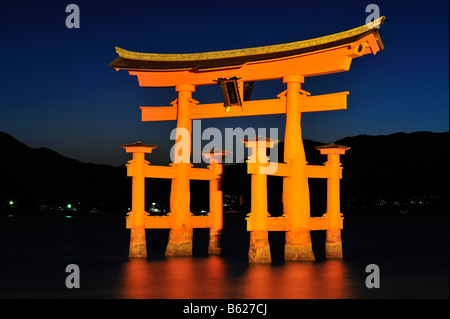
[0,213,448,299]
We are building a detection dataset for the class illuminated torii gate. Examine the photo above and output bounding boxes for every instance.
[110,17,385,262]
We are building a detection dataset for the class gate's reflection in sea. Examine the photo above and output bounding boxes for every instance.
[120,256,354,299]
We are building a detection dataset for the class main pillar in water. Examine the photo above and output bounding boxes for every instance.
[165,84,195,257]
[282,75,315,262]
[244,137,277,263]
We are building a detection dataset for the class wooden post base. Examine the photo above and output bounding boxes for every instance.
[325,229,343,259]
[165,227,193,257]
[284,230,315,261]
[248,230,271,263]
[129,227,147,258]
[208,231,223,255]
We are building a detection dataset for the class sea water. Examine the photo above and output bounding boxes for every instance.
[0,213,448,299]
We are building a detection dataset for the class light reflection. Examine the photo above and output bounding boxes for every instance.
[321,260,352,298]
[121,258,153,299]
[242,260,352,298]
[120,257,353,299]
[120,256,226,299]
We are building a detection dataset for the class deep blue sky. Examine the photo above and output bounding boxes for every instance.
[0,0,448,166]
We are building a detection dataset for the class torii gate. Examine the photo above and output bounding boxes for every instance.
[110,17,385,263]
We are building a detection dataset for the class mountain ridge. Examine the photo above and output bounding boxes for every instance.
[1,130,448,215]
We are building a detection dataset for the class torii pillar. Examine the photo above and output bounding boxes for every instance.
[165,84,196,257]
[243,137,278,263]
[316,143,350,259]
[282,75,315,262]
[203,150,228,255]
[121,142,157,258]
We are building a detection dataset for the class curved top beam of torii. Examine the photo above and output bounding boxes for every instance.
[109,17,384,87]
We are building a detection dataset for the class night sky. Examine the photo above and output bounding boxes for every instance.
[0,0,448,166]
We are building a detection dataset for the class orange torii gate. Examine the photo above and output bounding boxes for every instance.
[110,17,385,263]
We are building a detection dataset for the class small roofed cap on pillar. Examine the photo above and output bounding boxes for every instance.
[121,141,158,153]
[241,136,279,148]
[202,149,230,161]
[315,143,350,155]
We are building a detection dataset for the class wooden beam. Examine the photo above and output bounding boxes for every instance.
[247,162,344,178]
[306,165,330,179]
[189,167,214,180]
[126,216,173,229]
[188,98,285,120]
[141,91,348,121]
[127,215,215,229]
[267,216,289,231]
[129,44,364,87]
[140,105,177,122]
[246,216,343,231]
[144,165,176,179]
[300,91,348,113]
[306,165,343,179]
[191,215,214,228]
[248,162,292,176]
[310,216,343,230]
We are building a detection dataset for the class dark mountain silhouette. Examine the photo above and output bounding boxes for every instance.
[336,132,449,211]
[0,131,171,214]
[0,131,127,213]
[0,131,448,215]
[220,132,449,215]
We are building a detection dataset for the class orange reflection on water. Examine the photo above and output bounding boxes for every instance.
[120,257,353,299]
[120,256,226,299]
[321,260,352,298]
[164,256,227,298]
[239,260,352,299]
[120,258,155,299]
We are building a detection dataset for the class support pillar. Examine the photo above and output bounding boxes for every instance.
[166,84,195,257]
[243,137,277,263]
[282,75,315,261]
[316,144,350,259]
[208,170,223,254]
[121,142,157,258]
[203,150,227,255]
